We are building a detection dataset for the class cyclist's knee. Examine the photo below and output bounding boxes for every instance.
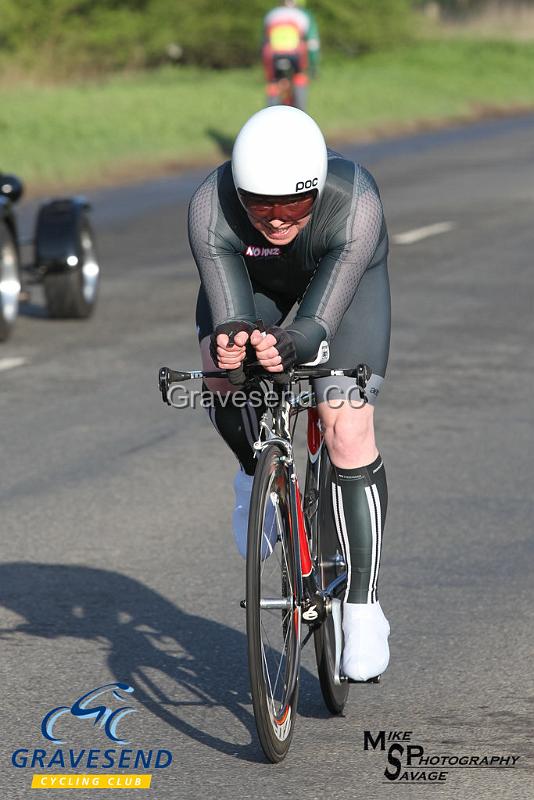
[319,403,377,467]
[293,72,308,87]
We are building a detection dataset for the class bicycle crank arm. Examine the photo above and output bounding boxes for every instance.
[331,597,344,686]
[342,675,381,684]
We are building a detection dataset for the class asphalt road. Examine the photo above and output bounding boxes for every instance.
[1,115,533,799]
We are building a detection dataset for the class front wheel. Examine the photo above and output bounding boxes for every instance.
[313,448,350,714]
[44,219,99,319]
[0,220,21,342]
[246,443,301,762]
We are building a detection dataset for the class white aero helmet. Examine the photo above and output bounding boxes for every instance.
[231,106,328,199]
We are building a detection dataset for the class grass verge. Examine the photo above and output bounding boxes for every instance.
[2,40,534,191]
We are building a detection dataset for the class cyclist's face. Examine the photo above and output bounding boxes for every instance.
[239,189,316,245]
[249,212,312,245]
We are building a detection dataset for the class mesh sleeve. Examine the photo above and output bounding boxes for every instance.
[295,166,388,338]
[188,170,256,328]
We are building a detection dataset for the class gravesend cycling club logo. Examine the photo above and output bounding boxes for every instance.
[11,682,173,790]
[41,683,136,745]
[363,729,521,786]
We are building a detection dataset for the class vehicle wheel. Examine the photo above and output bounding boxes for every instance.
[313,449,350,714]
[246,443,301,762]
[44,218,99,319]
[0,220,21,342]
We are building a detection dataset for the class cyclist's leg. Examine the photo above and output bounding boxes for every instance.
[267,82,281,107]
[292,73,308,112]
[292,47,309,111]
[312,259,391,680]
[263,45,280,106]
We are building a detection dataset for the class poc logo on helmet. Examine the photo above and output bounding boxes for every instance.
[295,177,318,192]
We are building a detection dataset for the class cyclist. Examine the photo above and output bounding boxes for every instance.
[188,106,390,682]
[262,0,320,111]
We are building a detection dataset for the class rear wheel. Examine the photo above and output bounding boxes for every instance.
[44,219,99,319]
[313,448,349,714]
[0,221,20,342]
[246,443,301,762]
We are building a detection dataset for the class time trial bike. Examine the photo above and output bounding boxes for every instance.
[158,355,378,762]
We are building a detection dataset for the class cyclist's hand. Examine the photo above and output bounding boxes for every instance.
[212,330,249,370]
[250,327,296,373]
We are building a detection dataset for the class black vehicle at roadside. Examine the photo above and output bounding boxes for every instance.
[0,173,100,342]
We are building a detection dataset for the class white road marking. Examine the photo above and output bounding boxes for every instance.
[0,357,27,372]
[392,221,455,245]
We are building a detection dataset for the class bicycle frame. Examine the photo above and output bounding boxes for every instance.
[252,383,308,597]
[251,382,347,684]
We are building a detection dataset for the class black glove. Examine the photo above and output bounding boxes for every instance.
[209,320,255,367]
[265,326,297,371]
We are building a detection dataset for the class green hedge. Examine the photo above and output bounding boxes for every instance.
[418,0,534,12]
[0,0,415,76]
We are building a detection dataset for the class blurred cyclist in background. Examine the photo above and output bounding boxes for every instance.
[262,0,320,111]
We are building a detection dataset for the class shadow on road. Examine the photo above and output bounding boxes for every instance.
[0,563,325,762]
[206,129,234,158]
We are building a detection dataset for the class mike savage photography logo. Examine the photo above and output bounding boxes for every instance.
[11,682,173,790]
[364,729,521,786]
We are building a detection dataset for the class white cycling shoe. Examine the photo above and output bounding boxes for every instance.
[342,601,390,682]
[232,469,277,560]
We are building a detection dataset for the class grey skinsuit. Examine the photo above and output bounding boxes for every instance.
[187,150,392,605]
[189,151,391,397]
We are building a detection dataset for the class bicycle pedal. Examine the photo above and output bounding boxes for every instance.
[342,674,381,684]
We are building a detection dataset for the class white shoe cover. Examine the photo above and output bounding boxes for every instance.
[232,470,276,560]
[342,601,390,681]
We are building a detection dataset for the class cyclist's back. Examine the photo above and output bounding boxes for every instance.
[264,5,309,51]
